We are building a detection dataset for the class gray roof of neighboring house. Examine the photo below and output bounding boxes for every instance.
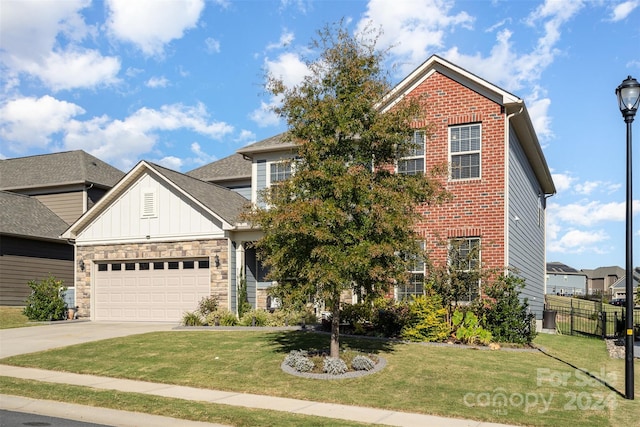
[582,266,625,279]
[0,150,125,191]
[609,268,640,290]
[0,191,69,241]
[236,132,295,157]
[146,162,249,225]
[186,153,251,182]
[547,262,582,274]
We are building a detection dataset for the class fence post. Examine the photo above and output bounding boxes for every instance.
[601,311,607,339]
[570,300,574,336]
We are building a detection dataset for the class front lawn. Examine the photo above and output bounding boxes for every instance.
[1,330,638,426]
[0,306,35,329]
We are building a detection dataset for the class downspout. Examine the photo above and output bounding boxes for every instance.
[504,102,524,275]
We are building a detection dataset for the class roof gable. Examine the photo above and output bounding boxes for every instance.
[63,161,249,239]
[0,150,125,191]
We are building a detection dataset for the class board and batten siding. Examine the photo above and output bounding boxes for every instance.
[76,172,225,244]
[507,126,546,319]
[34,192,83,225]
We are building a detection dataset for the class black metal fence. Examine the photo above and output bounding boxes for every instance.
[544,304,640,339]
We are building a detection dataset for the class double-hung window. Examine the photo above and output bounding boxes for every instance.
[398,130,425,175]
[448,237,481,302]
[397,241,426,300]
[450,124,481,180]
[270,161,292,184]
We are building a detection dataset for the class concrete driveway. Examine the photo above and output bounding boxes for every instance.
[0,321,177,359]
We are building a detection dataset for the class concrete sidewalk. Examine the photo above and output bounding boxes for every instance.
[0,364,517,427]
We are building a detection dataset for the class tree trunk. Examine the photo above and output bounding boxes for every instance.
[330,295,340,358]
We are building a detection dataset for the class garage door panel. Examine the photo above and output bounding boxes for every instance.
[94,259,210,321]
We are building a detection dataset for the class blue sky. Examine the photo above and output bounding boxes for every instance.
[1,0,639,271]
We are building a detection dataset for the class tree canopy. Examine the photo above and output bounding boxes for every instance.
[245,22,449,356]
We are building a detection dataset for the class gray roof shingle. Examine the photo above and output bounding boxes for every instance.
[0,150,125,190]
[236,132,294,157]
[149,162,249,225]
[186,153,251,182]
[0,191,70,240]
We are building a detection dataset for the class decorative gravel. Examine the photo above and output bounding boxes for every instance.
[281,355,387,380]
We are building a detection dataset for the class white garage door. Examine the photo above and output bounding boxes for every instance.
[94,259,210,321]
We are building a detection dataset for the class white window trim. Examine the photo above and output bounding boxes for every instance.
[397,130,426,175]
[267,159,295,187]
[449,123,482,181]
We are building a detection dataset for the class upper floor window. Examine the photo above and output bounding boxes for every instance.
[270,161,292,183]
[450,124,481,180]
[398,130,425,175]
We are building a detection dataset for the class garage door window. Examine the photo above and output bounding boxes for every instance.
[112,263,121,271]
[183,261,194,269]
[153,262,164,270]
[199,260,209,269]
[168,262,179,270]
[125,263,135,271]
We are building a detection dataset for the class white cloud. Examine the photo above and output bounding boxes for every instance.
[250,100,282,128]
[156,156,184,170]
[356,0,473,75]
[0,0,120,91]
[190,142,216,165]
[267,30,295,50]
[264,52,308,89]
[0,96,85,152]
[146,76,170,88]
[548,199,640,227]
[236,129,256,143]
[22,50,121,92]
[551,172,575,193]
[106,0,205,56]
[205,37,221,54]
[547,228,610,254]
[609,0,639,22]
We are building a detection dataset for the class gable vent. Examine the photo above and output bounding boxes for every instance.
[141,189,157,218]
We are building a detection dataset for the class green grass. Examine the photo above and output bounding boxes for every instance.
[0,306,37,329]
[0,376,374,427]
[1,330,638,426]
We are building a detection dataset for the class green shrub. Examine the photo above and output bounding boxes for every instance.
[23,275,67,321]
[372,298,412,337]
[237,277,252,319]
[452,309,492,345]
[401,294,449,342]
[205,309,238,326]
[476,274,536,344]
[239,309,268,326]
[182,311,204,326]
[197,295,219,316]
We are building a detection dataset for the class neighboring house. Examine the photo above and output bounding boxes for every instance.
[546,262,587,296]
[608,267,640,300]
[61,55,555,322]
[0,151,124,306]
[61,161,254,321]
[582,266,625,295]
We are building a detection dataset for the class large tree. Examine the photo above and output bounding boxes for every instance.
[246,22,448,357]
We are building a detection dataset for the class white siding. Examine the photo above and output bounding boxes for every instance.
[76,172,225,244]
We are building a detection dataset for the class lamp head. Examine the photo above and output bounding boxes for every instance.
[616,75,640,122]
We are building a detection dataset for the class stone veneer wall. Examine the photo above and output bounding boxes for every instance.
[75,239,228,319]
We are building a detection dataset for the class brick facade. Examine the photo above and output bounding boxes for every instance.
[411,71,506,270]
[75,239,228,319]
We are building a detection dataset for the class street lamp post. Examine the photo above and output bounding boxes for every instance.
[616,75,640,401]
